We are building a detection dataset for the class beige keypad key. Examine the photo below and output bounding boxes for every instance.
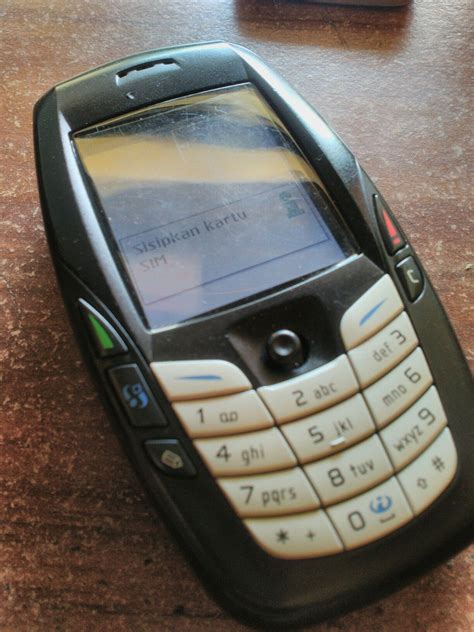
[363,348,433,428]
[397,428,457,515]
[327,476,413,549]
[281,394,375,463]
[173,390,273,438]
[258,355,358,423]
[348,312,418,387]
[245,509,343,559]
[151,359,251,400]
[194,427,297,476]
[340,275,404,350]
[218,468,320,517]
[380,386,447,470]
[304,434,393,505]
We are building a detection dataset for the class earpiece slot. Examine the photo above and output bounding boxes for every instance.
[115,59,179,85]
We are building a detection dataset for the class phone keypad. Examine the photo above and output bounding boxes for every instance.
[150,275,458,559]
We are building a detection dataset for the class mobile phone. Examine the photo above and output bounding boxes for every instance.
[34,42,473,628]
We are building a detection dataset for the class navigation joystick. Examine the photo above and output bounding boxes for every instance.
[267,329,306,369]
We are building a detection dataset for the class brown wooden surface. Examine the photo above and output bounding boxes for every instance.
[1,0,473,630]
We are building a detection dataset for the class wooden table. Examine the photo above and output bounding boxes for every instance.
[1,0,472,630]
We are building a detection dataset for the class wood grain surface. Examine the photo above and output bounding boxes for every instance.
[1,0,473,630]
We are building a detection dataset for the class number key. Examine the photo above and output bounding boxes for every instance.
[258,355,359,423]
[380,386,448,469]
[304,435,393,505]
[363,348,433,428]
[194,428,297,476]
[173,390,273,437]
[348,312,418,387]
[281,394,375,463]
[218,468,320,517]
[327,477,413,549]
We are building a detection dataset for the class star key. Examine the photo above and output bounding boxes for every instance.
[276,529,289,544]
[306,530,316,540]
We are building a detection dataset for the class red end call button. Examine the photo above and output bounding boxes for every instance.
[373,194,406,255]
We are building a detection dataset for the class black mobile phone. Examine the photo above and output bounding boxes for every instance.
[34,42,473,628]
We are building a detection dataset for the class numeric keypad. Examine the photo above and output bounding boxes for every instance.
[150,277,457,560]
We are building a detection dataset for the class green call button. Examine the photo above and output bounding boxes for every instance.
[88,313,115,350]
[79,299,127,358]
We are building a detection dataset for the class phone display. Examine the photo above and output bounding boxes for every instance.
[75,85,353,329]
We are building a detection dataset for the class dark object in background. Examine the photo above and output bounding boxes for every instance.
[307,0,410,6]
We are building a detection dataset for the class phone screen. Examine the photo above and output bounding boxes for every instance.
[74,84,355,329]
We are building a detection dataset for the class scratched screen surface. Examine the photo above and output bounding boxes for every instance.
[74,84,354,330]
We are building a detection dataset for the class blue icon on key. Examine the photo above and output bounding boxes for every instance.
[369,495,393,514]
[359,299,387,327]
[176,374,222,381]
[122,383,149,409]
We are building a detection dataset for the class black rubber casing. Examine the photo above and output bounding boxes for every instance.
[34,42,473,628]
